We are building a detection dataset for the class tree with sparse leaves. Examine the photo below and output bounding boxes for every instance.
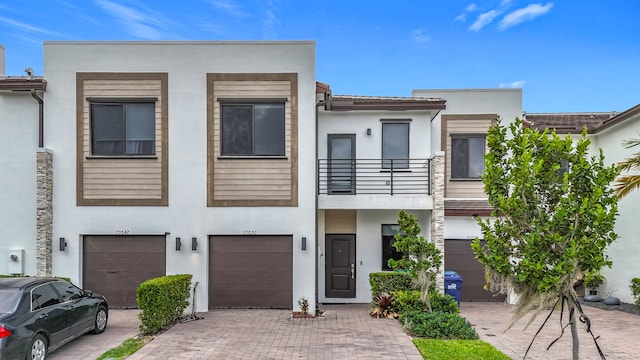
[472,118,618,360]
[614,136,640,199]
[388,210,442,312]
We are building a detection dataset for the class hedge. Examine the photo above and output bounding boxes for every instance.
[369,271,416,298]
[137,274,192,334]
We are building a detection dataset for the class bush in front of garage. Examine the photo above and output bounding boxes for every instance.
[137,274,192,335]
[369,271,416,298]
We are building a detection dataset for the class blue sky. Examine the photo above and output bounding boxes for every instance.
[0,0,638,112]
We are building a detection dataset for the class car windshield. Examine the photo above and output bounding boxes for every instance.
[0,289,20,313]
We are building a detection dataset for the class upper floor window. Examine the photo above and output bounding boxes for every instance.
[90,100,156,156]
[221,102,285,156]
[382,121,409,169]
[451,135,485,179]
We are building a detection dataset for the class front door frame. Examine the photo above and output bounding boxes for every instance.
[324,234,356,298]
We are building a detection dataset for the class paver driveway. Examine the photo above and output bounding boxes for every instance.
[461,302,640,360]
[127,304,422,360]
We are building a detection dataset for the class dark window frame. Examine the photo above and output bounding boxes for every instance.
[451,134,486,180]
[381,120,410,170]
[30,283,62,311]
[219,100,286,157]
[89,98,157,157]
[381,224,403,271]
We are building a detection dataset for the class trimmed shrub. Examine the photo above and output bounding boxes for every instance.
[430,292,460,314]
[631,278,640,307]
[400,310,478,339]
[369,272,416,298]
[137,274,192,334]
[393,290,459,314]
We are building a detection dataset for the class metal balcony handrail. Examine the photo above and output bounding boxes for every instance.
[318,158,431,195]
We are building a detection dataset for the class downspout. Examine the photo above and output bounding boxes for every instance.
[30,89,44,148]
[314,96,327,313]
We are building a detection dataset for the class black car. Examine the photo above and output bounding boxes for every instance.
[0,277,108,360]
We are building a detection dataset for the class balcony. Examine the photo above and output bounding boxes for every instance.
[317,158,432,210]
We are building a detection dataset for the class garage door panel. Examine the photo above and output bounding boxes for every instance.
[84,235,166,308]
[210,235,292,309]
[445,239,506,302]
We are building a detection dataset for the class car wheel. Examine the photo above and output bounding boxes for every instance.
[27,334,47,360]
[91,305,108,334]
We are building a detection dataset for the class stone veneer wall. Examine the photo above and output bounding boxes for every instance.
[430,152,445,293]
[36,149,53,276]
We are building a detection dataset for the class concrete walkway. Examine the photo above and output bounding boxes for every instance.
[461,302,640,360]
[48,310,140,360]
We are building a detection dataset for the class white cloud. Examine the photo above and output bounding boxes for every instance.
[499,80,526,88]
[499,3,554,30]
[261,0,281,39]
[95,0,172,39]
[412,29,431,43]
[208,0,249,18]
[0,15,65,37]
[469,9,501,31]
[455,3,478,22]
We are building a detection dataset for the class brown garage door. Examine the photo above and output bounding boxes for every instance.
[445,239,506,302]
[83,235,166,308]
[209,235,292,309]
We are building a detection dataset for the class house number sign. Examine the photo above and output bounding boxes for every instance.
[115,230,130,235]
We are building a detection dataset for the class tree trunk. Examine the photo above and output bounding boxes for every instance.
[570,304,580,360]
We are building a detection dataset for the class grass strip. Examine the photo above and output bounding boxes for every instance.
[96,336,152,360]
[413,338,511,360]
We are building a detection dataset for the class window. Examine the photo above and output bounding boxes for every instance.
[91,101,156,156]
[382,224,403,270]
[382,122,409,169]
[451,135,485,179]
[50,281,83,302]
[221,103,285,156]
[31,284,61,311]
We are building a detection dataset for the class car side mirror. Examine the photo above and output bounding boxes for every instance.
[83,290,93,298]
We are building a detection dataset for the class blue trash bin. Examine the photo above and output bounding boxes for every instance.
[444,270,463,307]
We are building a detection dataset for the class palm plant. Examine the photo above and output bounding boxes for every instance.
[615,137,640,199]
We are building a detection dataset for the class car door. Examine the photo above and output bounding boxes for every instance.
[30,283,69,346]
[50,281,95,336]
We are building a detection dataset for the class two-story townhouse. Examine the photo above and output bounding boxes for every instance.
[316,83,447,303]
[527,106,640,304]
[413,89,522,302]
[1,41,317,312]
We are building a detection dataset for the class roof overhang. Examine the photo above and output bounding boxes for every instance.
[0,78,47,92]
[330,96,446,111]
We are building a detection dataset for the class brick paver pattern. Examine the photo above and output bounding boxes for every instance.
[461,302,640,360]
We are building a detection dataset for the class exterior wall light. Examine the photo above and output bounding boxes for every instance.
[301,236,307,251]
[366,128,371,135]
[192,237,198,251]
[59,238,67,251]
[175,237,181,251]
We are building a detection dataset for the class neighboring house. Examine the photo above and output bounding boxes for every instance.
[1,41,317,312]
[413,89,522,302]
[527,106,640,304]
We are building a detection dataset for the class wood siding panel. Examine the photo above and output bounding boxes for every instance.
[325,210,357,234]
[76,73,168,206]
[442,115,495,199]
[207,73,298,207]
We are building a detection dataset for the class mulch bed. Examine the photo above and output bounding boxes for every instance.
[578,298,640,316]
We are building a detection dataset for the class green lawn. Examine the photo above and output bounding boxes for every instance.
[413,339,511,360]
